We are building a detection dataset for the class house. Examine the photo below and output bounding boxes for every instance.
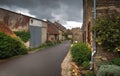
[82,0,120,71]
[29,18,47,48]
[71,28,83,43]
[0,8,47,48]
[54,22,66,41]
[47,20,59,42]
[66,29,73,39]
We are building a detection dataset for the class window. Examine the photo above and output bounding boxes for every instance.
[31,19,33,24]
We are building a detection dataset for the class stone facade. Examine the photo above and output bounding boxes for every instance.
[0,22,17,38]
[0,8,29,31]
[83,0,120,51]
[82,0,120,72]
[54,22,66,41]
[47,21,59,42]
[72,28,82,43]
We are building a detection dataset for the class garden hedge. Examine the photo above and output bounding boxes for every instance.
[0,32,28,59]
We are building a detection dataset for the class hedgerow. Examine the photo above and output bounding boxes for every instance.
[71,42,91,64]
[0,32,28,59]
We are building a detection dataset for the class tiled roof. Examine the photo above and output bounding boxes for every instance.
[54,22,66,32]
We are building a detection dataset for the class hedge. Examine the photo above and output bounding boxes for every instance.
[71,42,91,64]
[0,32,28,59]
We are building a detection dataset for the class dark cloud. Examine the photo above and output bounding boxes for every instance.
[0,0,83,27]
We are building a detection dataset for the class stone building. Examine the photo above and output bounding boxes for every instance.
[54,22,66,41]
[0,8,47,48]
[66,29,73,39]
[0,8,29,31]
[82,0,120,71]
[72,28,82,43]
[47,21,59,42]
[29,18,47,48]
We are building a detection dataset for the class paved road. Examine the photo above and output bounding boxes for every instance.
[0,41,71,76]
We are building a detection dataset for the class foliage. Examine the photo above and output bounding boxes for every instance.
[97,65,120,76]
[14,31,30,42]
[0,32,28,59]
[45,41,54,46]
[82,61,90,70]
[111,58,120,66]
[97,61,112,68]
[92,16,120,52]
[86,71,95,76]
[54,40,61,44]
[71,42,91,64]
[39,40,61,48]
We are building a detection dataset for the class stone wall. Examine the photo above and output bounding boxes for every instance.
[83,0,120,72]
[0,8,29,31]
[41,22,47,44]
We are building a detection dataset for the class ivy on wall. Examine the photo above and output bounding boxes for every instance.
[14,31,30,42]
[92,16,120,52]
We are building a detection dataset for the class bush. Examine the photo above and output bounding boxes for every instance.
[71,42,91,64]
[97,61,111,68]
[46,41,54,46]
[0,32,28,59]
[111,58,120,66]
[86,71,95,76]
[97,65,120,76]
[92,16,120,52]
[14,31,30,42]
[82,61,90,70]
[54,40,61,45]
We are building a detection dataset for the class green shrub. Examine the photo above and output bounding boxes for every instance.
[71,42,91,64]
[97,65,120,76]
[86,71,95,76]
[92,16,120,52]
[97,61,111,68]
[14,31,30,42]
[0,32,28,59]
[111,58,120,66]
[82,61,90,70]
[46,41,54,46]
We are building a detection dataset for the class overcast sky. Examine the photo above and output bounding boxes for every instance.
[0,0,83,29]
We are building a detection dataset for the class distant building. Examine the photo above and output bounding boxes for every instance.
[0,22,17,38]
[66,29,73,39]
[71,28,82,43]
[47,20,59,42]
[54,22,66,41]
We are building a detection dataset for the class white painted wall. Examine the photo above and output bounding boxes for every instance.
[29,18,42,27]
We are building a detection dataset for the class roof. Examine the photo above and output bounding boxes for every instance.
[47,21,59,35]
[54,22,66,32]
[0,8,45,22]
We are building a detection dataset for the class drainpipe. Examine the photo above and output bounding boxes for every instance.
[90,0,96,70]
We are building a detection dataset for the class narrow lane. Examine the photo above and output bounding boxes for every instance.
[0,41,71,76]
